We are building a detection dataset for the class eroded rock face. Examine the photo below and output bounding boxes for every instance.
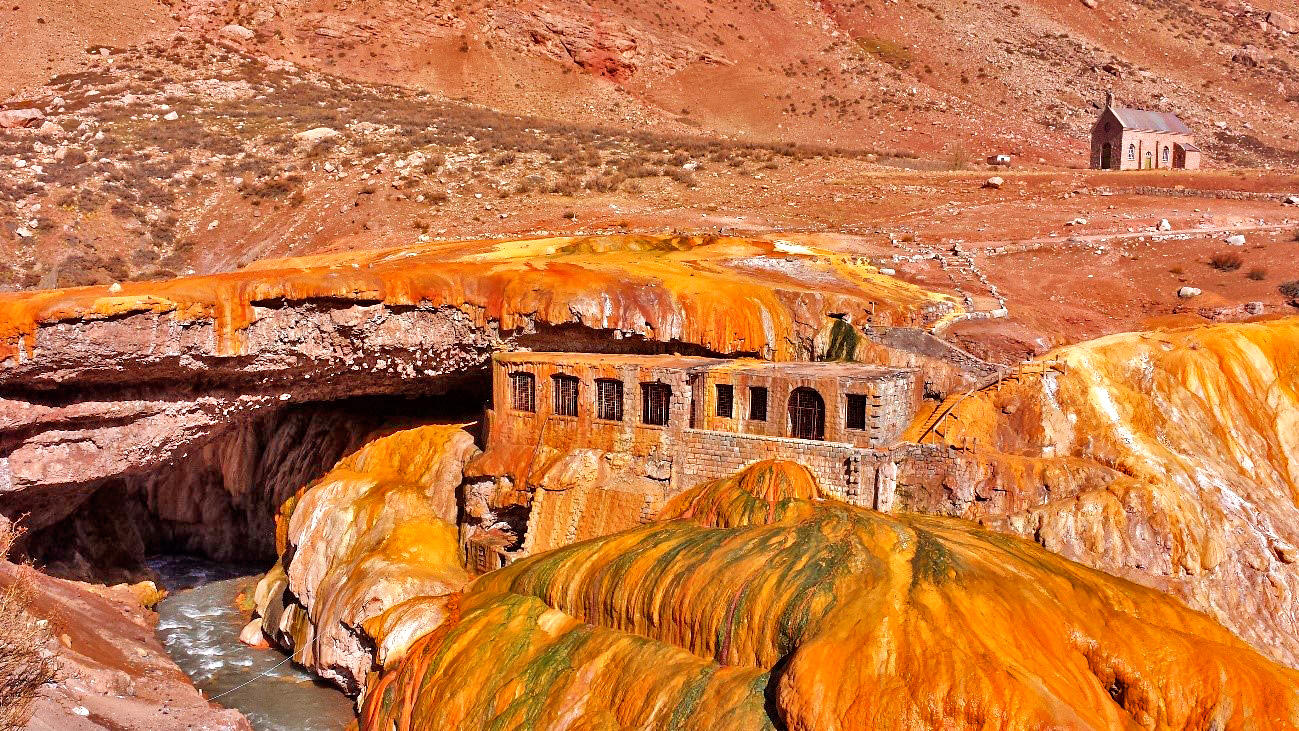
[360,461,1299,730]
[253,423,478,694]
[0,234,948,569]
[23,398,448,580]
[927,317,1299,668]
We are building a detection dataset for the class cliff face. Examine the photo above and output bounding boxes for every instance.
[252,423,478,694]
[359,460,1299,731]
[925,317,1299,668]
[0,234,947,571]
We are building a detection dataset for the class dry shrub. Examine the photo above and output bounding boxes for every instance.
[1208,252,1243,271]
[0,520,58,728]
[1246,267,1267,281]
[1280,280,1299,302]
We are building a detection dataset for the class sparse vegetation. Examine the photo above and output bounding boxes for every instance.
[1208,252,1243,271]
[1280,280,1299,303]
[854,37,913,69]
[1246,267,1267,281]
[0,521,59,729]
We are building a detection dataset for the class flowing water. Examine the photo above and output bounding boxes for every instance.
[149,556,356,731]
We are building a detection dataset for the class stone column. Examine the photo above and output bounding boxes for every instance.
[874,460,898,513]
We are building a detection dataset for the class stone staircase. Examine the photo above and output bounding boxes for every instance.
[921,243,1007,315]
[903,358,1064,445]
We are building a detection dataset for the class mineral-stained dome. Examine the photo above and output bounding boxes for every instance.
[922,317,1299,669]
[359,460,1299,731]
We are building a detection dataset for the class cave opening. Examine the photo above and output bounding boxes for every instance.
[21,379,490,584]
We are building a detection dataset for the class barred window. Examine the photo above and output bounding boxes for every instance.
[1127,144,1135,161]
[509,372,535,412]
[748,386,768,421]
[641,382,672,426]
[788,387,825,441]
[595,379,624,421]
[846,394,869,430]
[715,384,734,418]
[552,374,579,417]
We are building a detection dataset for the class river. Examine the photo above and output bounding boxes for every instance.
[148,556,356,731]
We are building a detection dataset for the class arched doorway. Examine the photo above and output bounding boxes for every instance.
[1143,150,1153,169]
[1100,142,1112,170]
[788,388,825,441]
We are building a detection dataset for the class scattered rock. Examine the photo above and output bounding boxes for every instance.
[1284,195,1299,206]
[879,267,897,276]
[984,176,1004,189]
[1226,234,1247,246]
[1158,219,1172,231]
[1178,286,1202,298]
[294,127,340,145]
[1232,47,1263,67]
[1081,0,1098,7]
[1267,11,1298,33]
[1066,217,1088,226]
[163,111,179,121]
[0,107,46,129]
[15,228,33,239]
[108,282,123,293]
[239,619,270,648]
[220,23,256,41]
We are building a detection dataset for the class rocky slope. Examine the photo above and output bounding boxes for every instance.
[0,557,250,730]
[925,316,1299,668]
[359,460,1299,731]
[102,0,1299,164]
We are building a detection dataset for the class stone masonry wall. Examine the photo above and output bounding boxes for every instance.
[675,429,871,505]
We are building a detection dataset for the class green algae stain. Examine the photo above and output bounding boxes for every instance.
[821,318,861,362]
[909,527,962,589]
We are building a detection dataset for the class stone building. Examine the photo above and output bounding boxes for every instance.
[462,351,998,572]
[1090,93,1200,170]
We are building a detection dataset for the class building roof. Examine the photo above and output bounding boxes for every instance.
[690,360,910,382]
[1176,142,1201,152]
[1110,107,1193,135]
[494,352,911,380]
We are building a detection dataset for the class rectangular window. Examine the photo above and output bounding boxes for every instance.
[509,372,535,412]
[595,379,623,421]
[846,394,869,430]
[715,384,734,418]
[552,374,579,417]
[748,386,768,421]
[641,382,672,426]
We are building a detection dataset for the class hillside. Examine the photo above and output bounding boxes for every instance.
[7,0,1298,166]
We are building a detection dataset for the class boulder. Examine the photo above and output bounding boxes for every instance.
[1284,195,1299,206]
[984,176,1004,189]
[0,108,46,129]
[294,127,341,145]
[1268,11,1298,33]
[163,111,179,121]
[1158,218,1172,231]
[1081,0,1098,7]
[1226,233,1247,246]
[239,619,270,649]
[1178,286,1202,298]
[220,23,256,41]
